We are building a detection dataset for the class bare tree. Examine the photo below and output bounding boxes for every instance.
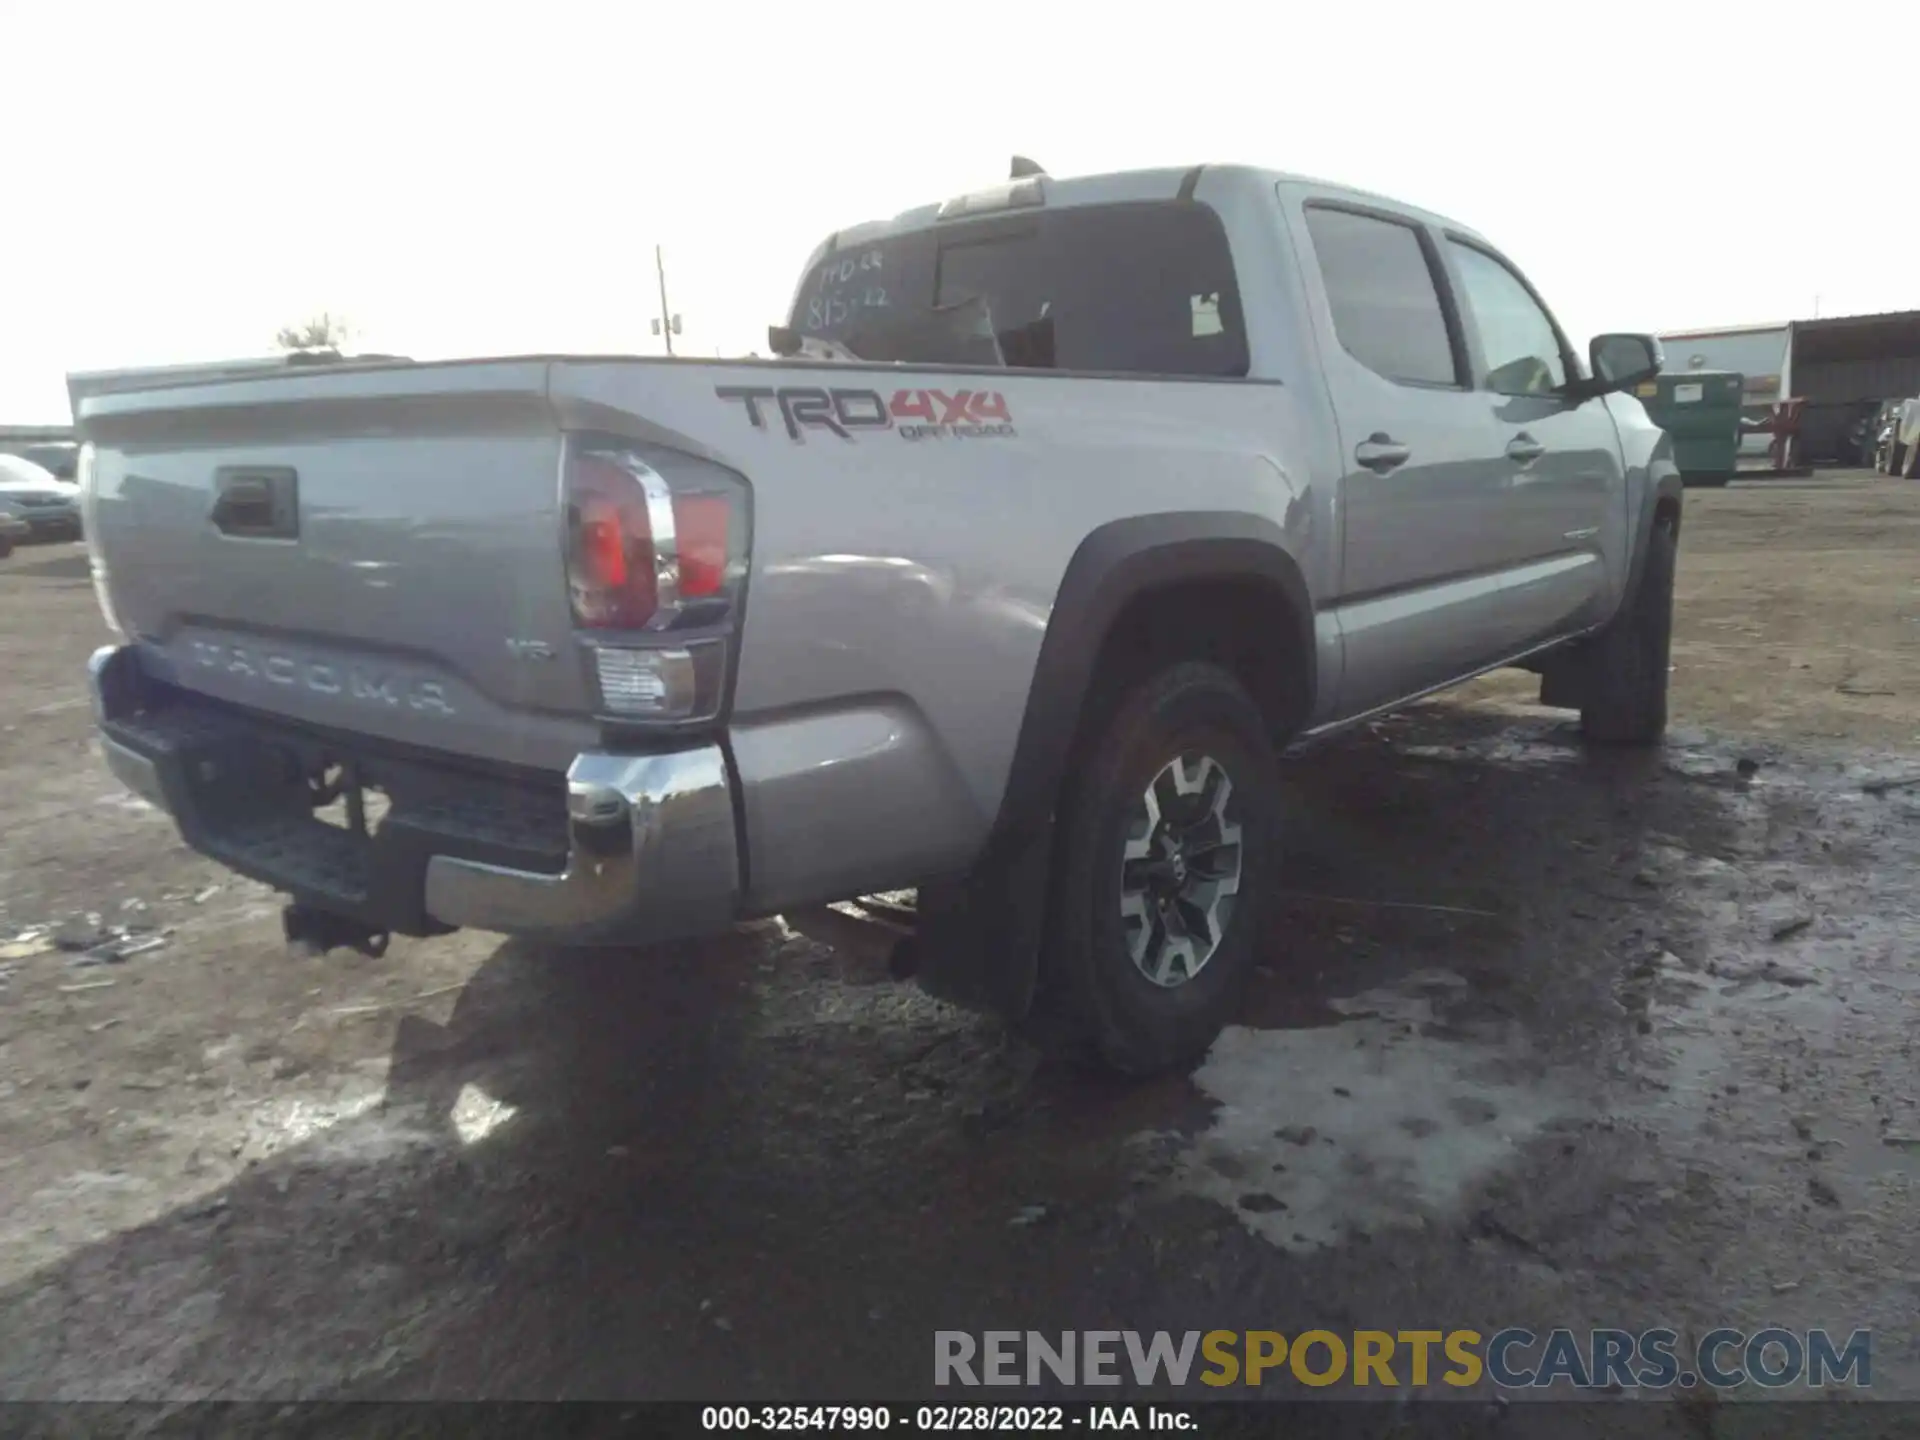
[274,312,354,353]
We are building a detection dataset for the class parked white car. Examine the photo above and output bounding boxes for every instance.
[0,453,83,543]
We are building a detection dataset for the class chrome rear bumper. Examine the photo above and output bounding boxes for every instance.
[423,748,739,941]
[88,643,741,946]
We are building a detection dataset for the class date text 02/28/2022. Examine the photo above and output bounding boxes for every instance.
[701,1406,1188,1432]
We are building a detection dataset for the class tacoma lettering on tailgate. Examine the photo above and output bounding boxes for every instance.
[187,640,456,715]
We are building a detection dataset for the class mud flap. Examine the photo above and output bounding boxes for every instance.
[1538,648,1592,711]
[911,825,1050,1021]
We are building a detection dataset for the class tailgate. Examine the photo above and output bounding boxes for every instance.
[77,359,598,772]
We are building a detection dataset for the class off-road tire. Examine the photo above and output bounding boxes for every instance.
[1581,517,1676,746]
[1040,661,1283,1076]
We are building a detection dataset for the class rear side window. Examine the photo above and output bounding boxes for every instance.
[791,202,1249,378]
[1303,207,1458,387]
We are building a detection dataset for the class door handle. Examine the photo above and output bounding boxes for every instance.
[1354,433,1411,473]
[1506,433,1546,465]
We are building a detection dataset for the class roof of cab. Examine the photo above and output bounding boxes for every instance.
[810,163,1479,262]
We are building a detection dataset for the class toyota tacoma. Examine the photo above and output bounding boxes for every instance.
[74,162,1681,1074]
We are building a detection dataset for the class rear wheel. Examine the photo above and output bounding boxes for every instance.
[1041,661,1283,1076]
[1581,517,1677,746]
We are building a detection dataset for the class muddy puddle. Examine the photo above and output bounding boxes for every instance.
[1138,710,1919,1396]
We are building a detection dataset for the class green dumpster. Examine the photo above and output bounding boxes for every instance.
[1634,370,1746,487]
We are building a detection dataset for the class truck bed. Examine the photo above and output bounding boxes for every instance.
[76,349,1322,922]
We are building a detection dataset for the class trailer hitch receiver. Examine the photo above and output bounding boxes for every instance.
[283,903,390,958]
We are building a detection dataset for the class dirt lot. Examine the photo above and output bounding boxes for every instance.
[1,474,1916,1426]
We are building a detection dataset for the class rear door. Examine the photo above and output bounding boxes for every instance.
[1440,237,1624,642]
[1288,194,1511,717]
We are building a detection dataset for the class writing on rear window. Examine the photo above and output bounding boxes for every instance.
[806,248,890,334]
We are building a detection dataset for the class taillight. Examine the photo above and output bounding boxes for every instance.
[566,456,656,628]
[563,443,749,724]
[673,495,730,598]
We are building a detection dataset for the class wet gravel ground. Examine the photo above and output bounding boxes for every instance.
[0,476,1916,1432]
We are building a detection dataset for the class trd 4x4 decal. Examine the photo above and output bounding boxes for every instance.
[716,385,1016,443]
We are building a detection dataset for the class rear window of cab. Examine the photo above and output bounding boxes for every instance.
[792,201,1249,380]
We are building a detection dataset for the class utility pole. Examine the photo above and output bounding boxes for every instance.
[655,245,677,356]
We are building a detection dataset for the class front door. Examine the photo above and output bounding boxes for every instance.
[1441,238,1624,644]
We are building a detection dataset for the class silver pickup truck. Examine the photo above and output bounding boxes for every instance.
[75,163,1681,1074]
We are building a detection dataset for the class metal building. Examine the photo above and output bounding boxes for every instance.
[1659,311,1920,465]
[1787,311,1920,406]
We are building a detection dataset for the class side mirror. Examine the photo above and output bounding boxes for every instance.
[1587,333,1663,395]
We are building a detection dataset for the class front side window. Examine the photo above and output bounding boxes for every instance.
[1447,242,1568,396]
[790,202,1249,378]
[1302,207,1458,387]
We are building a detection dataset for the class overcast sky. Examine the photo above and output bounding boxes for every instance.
[3,1,1910,422]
